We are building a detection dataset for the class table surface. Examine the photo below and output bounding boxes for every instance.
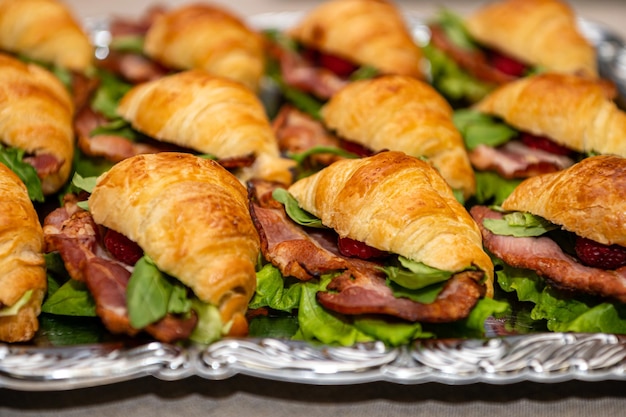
[4,1,626,416]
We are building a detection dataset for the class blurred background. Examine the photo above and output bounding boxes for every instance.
[64,0,626,38]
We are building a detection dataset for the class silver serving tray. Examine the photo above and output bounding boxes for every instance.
[2,11,626,392]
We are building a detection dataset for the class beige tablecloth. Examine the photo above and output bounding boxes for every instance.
[3,1,626,416]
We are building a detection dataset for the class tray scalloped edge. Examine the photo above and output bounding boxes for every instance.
[2,332,626,391]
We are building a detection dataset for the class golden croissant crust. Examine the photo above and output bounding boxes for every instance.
[287,151,494,294]
[473,73,626,156]
[288,0,424,78]
[0,53,74,194]
[465,0,597,77]
[116,70,295,185]
[0,0,93,72]
[321,75,475,198]
[88,153,261,330]
[502,155,626,247]
[144,3,265,91]
[0,162,46,342]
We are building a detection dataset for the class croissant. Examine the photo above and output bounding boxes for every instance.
[502,155,626,247]
[88,152,261,335]
[321,75,475,199]
[143,3,265,91]
[288,151,493,294]
[0,163,46,343]
[0,0,93,72]
[465,0,597,77]
[0,53,74,195]
[116,70,295,185]
[288,0,424,78]
[473,73,626,156]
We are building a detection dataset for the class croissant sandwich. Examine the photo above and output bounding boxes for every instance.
[455,72,624,204]
[265,0,424,109]
[0,0,93,73]
[248,151,498,346]
[143,3,266,92]
[320,75,475,199]
[0,53,74,197]
[425,0,596,104]
[465,0,597,78]
[77,70,295,185]
[43,153,261,343]
[0,162,46,343]
[470,155,626,334]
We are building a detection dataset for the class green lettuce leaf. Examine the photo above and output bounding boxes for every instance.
[109,35,145,54]
[90,69,133,119]
[422,43,493,104]
[295,275,374,346]
[432,9,477,50]
[0,145,44,202]
[471,171,522,206]
[249,263,302,311]
[188,299,223,344]
[272,188,327,228]
[382,256,452,290]
[483,211,559,237]
[0,291,33,317]
[493,256,626,334]
[353,316,432,347]
[89,118,141,141]
[288,146,359,166]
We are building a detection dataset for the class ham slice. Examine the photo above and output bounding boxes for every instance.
[470,205,626,303]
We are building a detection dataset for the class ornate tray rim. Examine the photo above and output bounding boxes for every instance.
[2,10,626,392]
[3,333,626,391]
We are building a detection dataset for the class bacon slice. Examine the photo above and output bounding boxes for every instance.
[272,105,343,166]
[248,180,348,280]
[43,198,197,342]
[469,141,575,179]
[318,269,485,323]
[97,50,170,84]
[248,180,486,322]
[108,5,166,37]
[268,43,349,100]
[428,24,515,85]
[470,205,626,303]
[23,153,64,179]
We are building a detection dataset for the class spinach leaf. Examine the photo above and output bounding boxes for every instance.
[41,280,97,317]
[126,256,193,329]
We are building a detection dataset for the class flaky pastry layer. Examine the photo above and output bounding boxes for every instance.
[288,151,493,295]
